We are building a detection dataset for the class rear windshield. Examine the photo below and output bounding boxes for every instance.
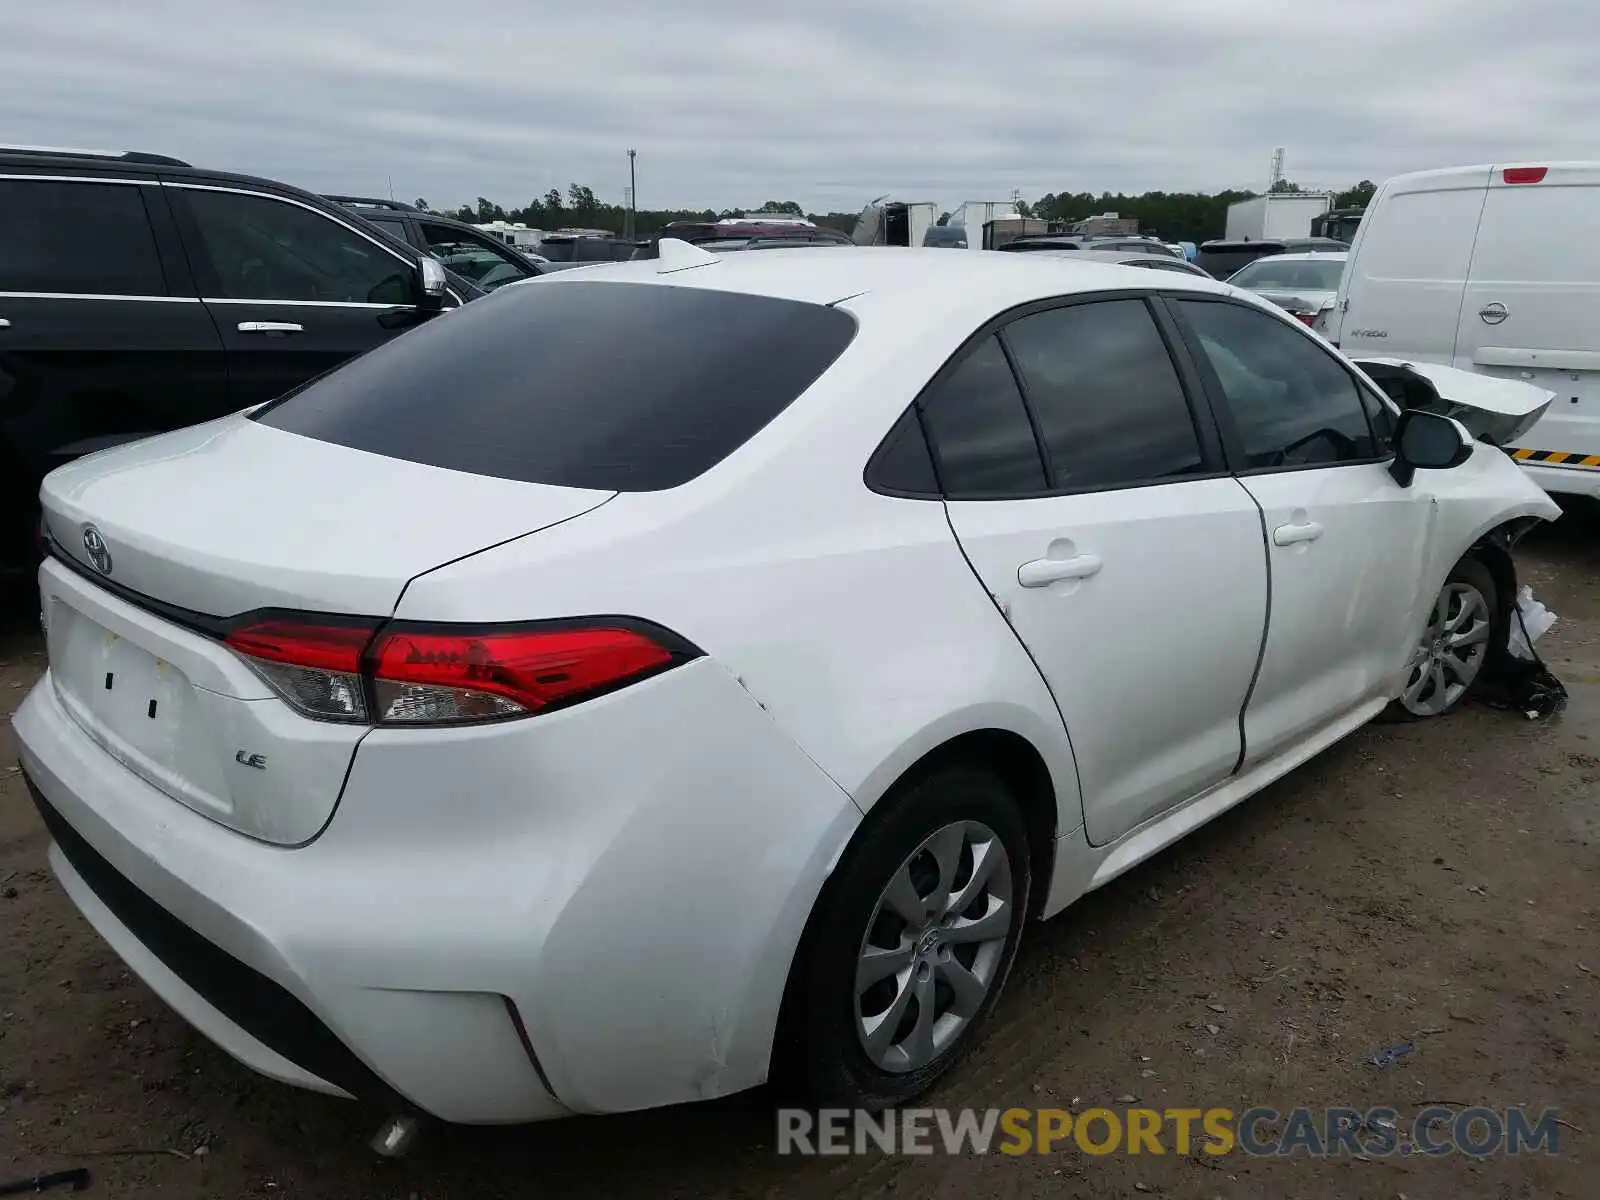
[1227,257,1344,291]
[254,281,858,491]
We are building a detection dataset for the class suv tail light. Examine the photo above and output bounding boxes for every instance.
[225,616,699,726]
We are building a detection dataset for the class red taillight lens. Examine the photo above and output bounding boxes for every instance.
[224,617,690,726]
[370,626,676,724]
[1502,166,1548,185]
[1294,311,1315,325]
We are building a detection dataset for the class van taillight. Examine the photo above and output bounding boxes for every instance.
[225,617,698,726]
[1502,166,1548,185]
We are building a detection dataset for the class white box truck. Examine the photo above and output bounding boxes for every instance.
[1225,193,1333,241]
[1320,162,1600,498]
[851,198,938,248]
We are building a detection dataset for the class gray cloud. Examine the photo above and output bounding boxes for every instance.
[5,0,1598,214]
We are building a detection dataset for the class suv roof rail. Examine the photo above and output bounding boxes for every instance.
[325,194,419,212]
[0,144,190,166]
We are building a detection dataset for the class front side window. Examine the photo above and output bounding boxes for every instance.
[420,223,532,290]
[180,189,413,305]
[1176,299,1378,469]
[917,336,1047,497]
[0,179,166,296]
[1001,299,1205,490]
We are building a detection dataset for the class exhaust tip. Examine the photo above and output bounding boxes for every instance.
[369,1114,422,1159]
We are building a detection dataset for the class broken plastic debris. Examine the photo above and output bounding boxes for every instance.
[1506,586,1555,661]
[1366,1042,1414,1068]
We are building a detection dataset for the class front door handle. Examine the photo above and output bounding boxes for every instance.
[237,321,304,336]
[1272,520,1324,547]
[0,317,10,329]
[1018,552,1103,587]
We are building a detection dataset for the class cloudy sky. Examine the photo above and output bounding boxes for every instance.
[4,1,1594,214]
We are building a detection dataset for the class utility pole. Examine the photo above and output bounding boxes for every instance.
[627,149,637,241]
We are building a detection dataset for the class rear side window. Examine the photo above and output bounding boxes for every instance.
[917,336,1047,497]
[255,281,857,491]
[1002,300,1204,490]
[0,179,166,296]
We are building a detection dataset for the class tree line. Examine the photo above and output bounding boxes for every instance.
[415,179,1378,244]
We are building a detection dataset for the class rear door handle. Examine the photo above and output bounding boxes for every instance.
[0,317,10,329]
[1018,552,1103,587]
[1272,520,1324,547]
[237,321,304,336]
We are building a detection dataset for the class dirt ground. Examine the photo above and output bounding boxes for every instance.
[1,506,1595,1200]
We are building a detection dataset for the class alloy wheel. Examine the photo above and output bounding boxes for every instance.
[854,820,1016,1073]
[1400,581,1492,717]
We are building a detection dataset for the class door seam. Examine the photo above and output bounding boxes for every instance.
[1232,479,1274,776]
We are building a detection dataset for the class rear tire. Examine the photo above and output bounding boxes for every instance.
[774,764,1031,1110]
[1384,555,1500,721]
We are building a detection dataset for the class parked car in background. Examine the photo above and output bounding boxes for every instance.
[1321,163,1600,499]
[1223,251,1347,324]
[17,244,1558,1130]
[1019,248,1212,277]
[922,225,968,248]
[636,222,851,257]
[998,235,1183,257]
[329,197,551,291]
[1196,237,1348,280]
[535,233,645,268]
[696,236,854,254]
[0,146,478,574]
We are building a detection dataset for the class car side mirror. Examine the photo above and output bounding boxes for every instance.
[1389,408,1473,487]
[417,257,448,310]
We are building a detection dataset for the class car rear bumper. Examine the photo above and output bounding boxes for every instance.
[15,656,861,1123]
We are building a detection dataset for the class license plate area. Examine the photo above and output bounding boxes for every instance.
[47,599,232,816]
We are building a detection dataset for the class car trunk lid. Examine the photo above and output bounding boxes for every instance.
[41,415,615,619]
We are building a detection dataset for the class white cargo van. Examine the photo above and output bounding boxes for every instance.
[1322,163,1600,498]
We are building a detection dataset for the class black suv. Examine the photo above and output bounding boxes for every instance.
[0,147,482,571]
[328,197,550,290]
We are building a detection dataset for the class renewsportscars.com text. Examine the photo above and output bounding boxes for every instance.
[777,1106,1561,1158]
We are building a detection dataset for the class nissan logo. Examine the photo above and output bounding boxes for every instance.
[82,525,113,576]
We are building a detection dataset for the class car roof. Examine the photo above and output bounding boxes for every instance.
[538,245,1230,309]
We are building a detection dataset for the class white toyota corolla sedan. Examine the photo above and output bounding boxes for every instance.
[16,243,1561,1125]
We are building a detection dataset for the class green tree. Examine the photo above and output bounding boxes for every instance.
[474,196,504,221]
[1268,179,1301,194]
[1334,179,1377,209]
[757,200,804,216]
[568,184,599,216]
[413,198,430,213]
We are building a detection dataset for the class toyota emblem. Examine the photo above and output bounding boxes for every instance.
[82,524,113,576]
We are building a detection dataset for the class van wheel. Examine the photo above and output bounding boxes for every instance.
[775,765,1030,1110]
[1387,556,1500,720]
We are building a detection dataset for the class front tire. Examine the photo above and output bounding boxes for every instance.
[775,764,1031,1109]
[1388,555,1500,720]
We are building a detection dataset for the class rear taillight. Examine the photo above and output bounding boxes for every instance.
[225,617,695,726]
[1293,311,1315,325]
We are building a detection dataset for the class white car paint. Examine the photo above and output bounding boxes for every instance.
[1328,162,1600,496]
[15,247,1561,1125]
